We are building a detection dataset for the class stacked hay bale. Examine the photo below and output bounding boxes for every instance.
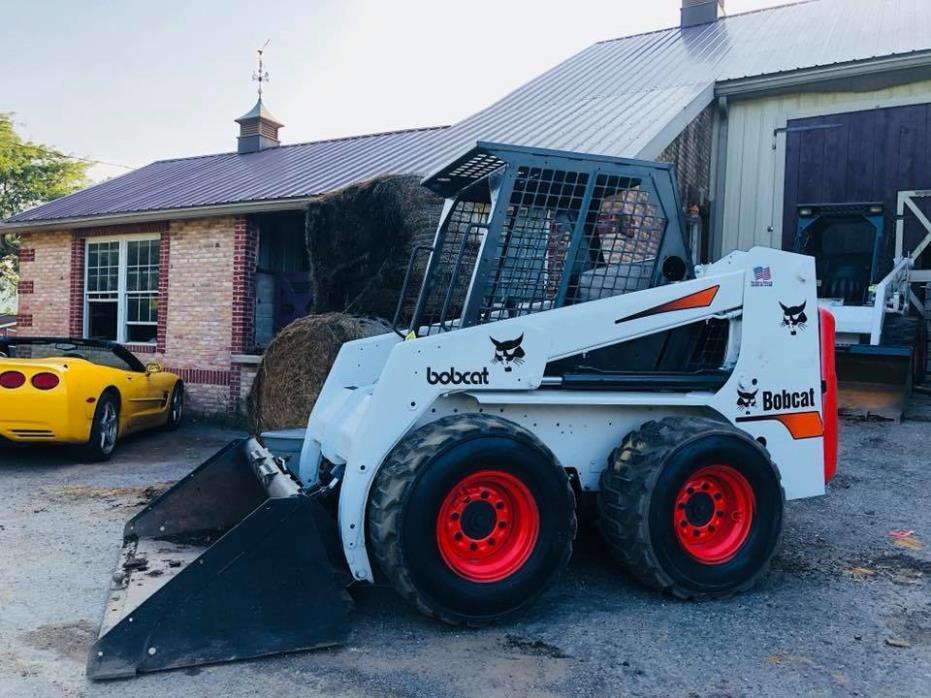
[306,175,444,317]
[247,313,391,433]
[247,175,442,433]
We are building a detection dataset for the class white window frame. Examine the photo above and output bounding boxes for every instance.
[84,234,160,343]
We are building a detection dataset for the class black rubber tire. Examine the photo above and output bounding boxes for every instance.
[165,382,184,430]
[83,391,120,462]
[881,314,927,386]
[598,416,784,599]
[367,414,577,626]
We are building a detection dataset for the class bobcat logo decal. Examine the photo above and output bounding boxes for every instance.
[780,301,808,336]
[490,334,525,372]
[736,378,759,414]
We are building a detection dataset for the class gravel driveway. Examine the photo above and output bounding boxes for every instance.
[1,409,929,698]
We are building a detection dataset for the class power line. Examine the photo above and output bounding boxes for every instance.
[62,154,135,170]
[5,118,135,170]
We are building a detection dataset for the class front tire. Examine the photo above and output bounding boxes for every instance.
[598,417,783,599]
[367,414,577,625]
[84,392,120,462]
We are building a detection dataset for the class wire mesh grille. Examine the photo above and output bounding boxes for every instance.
[446,153,506,182]
[472,168,666,324]
[402,158,671,335]
[402,200,490,336]
[476,167,589,322]
[685,319,729,371]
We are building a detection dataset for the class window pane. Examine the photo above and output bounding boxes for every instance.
[87,301,118,340]
[87,241,120,295]
[126,240,159,293]
[127,324,157,343]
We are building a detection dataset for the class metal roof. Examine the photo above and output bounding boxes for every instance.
[421,0,931,170]
[2,126,447,228]
[6,0,931,230]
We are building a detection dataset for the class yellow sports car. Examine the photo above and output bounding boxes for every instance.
[0,337,183,460]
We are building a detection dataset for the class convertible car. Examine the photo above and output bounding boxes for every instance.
[0,337,183,460]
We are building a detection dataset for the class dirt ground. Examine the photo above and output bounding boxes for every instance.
[1,408,930,698]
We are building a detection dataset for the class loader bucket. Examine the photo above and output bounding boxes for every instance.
[87,438,350,681]
[835,345,912,421]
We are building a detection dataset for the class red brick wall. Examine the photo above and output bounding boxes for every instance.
[68,235,84,337]
[156,232,170,353]
[230,216,258,411]
[658,105,714,209]
[17,216,259,416]
[231,216,258,353]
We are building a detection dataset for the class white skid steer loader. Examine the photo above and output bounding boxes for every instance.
[88,143,838,680]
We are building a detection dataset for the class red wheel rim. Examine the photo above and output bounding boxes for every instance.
[436,470,539,583]
[673,465,755,564]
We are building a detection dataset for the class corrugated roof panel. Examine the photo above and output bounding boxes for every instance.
[4,127,446,224]
[6,0,930,228]
[425,0,931,171]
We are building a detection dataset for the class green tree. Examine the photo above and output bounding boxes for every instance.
[0,113,90,309]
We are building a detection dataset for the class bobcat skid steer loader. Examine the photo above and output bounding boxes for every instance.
[88,143,838,680]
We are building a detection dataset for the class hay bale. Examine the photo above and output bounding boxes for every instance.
[247,313,391,434]
[306,175,444,318]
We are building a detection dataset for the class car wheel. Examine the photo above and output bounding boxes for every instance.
[84,392,120,462]
[166,383,184,430]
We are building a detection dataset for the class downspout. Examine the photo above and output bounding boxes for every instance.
[709,95,729,261]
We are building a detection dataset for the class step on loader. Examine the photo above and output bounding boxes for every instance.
[88,143,838,680]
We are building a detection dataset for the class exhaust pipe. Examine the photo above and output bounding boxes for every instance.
[87,439,350,680]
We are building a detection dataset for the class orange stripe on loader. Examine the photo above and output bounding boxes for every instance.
[737,411,824,440]
[615,286,720,323]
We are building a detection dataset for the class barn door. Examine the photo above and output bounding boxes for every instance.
[255,271,275,348]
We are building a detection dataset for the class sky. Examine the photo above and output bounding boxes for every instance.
[3,0,800,181]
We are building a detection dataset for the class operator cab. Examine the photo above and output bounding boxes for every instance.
[794,203,887,306]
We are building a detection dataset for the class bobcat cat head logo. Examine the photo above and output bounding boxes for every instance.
[490,334,525,372]
[780,301,808,336]
[736,378,759,414]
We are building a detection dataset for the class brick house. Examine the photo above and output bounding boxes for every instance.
[8,0,926,412]
[0,100,446,413]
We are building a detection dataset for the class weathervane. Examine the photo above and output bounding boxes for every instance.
[252,39,270,99]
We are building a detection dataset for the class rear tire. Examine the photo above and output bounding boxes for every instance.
[598,417,783,599]
[84,392,120,462]
[165,383,184,430]
[367,414,577,625]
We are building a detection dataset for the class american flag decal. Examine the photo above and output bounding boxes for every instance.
[753,266,772,282]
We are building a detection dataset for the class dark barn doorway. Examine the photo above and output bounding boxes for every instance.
[782,102,931,263]
[253,211,312,348]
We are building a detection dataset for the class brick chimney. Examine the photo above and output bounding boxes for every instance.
[235,99,284,154]
[681,0,724,28]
